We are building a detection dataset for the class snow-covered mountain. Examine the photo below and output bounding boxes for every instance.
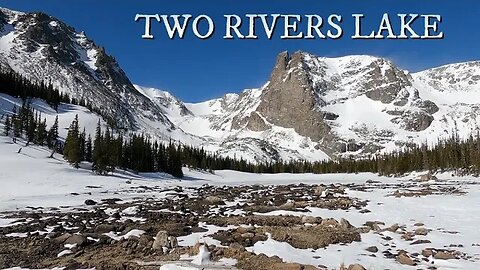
[0,7,173,131]
[135,51,480,162]
[2,7,480,163]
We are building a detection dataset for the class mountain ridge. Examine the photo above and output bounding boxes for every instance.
[2,6,480,163]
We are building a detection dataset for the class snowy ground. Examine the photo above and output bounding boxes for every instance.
[1,135,480,269]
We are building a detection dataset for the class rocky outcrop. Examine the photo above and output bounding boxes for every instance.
[253,52,332,141]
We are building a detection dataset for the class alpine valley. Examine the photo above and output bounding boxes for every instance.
[2,7,480,163]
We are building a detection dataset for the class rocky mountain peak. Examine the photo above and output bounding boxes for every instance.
[238,51,333,146]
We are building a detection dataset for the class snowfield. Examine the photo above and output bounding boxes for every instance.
[1,133,479,269]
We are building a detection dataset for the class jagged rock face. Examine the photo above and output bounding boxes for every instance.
[0,9,172,130]
[362,59,412,104]
[231,51,440,156]
[245,52,332,141]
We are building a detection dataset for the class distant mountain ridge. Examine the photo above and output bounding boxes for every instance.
[2,6,480,163]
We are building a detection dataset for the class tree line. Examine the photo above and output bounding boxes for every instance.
[63,116,184,178]
[3,102,59,150]
[0,67,115,127]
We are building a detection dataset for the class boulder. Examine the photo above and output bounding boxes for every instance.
[418,173,437,181]
[64,234,87,246]
[366,246,378,253]
[340,218,353,229]
[415,227,428,236]
[434,251,457,260]
[396,252,416,266]
[229,242,245,251]
[422,248,434,257]
[301,215,317,224]
[348,264,366,270]
[94,224,117,234]
[386,223,399,232]
[84,199,97,206]
[168,236,178,248]
[205,196,223,204]
[321,218,339,227]
[314,186,326,196]
[54,233,72,244]
[152,231,169,250]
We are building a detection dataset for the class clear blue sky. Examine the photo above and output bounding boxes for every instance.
[1,0,478,102]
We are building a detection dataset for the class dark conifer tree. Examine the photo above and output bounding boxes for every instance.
[63,115,80,168]
[35,118,47,146]
[4,115,11,136]
[85,135,93,162]
[47,116,59,148]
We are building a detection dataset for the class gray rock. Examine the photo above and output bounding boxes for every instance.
[64,234,87,246]
[415,227,429,236]
[152,231,169,250]
[340,218,353,229]
[84,199,97,206]
[347,264,366,270]
[434,251,457,260]
[168,236,178,248]
[396,252,416,266]
[54,233,72,244]
[94,224,117,234]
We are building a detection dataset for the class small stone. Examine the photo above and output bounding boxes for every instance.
[340,218,353,229]
[415,227,428,236]
[64,234,87,246]
[94,224,116,234]
[54,233,72,244]
[366,246,378,253]
[314,186,326,196]
[401,232,415,241]
[364,221,382,231]
[434,251,457,260]
[396,252,416,266]
[168,236,178,248]
[347,264,366,270]
[411,239,431,245]
[84,199,97,206]
[418,173,437,181]
[241,232,255,239]
[422,248,434,257]
[205,196,223,204]
[301,215,317,224]
[356,226,371,234]
[386,223,399,232]
[414,222,424,227]
[229,242,245,251]
[321,218,339,227]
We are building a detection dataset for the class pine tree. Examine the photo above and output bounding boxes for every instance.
[93,119,107,174]
[12,114,21,138]
[35,118,47,145]
[47,116,59,148]
[79,128,86,162]
[63,115,80,168]
[4,115,11,136]
[85,135,93,162]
